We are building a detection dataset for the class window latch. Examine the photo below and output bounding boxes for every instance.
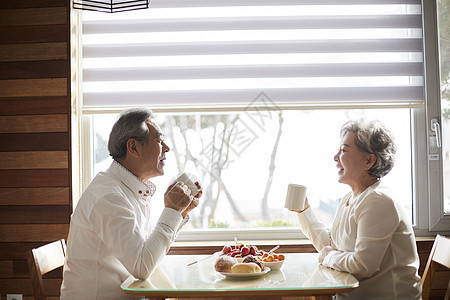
[430,118,441,148]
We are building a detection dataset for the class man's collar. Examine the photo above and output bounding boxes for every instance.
[109,160,156,201]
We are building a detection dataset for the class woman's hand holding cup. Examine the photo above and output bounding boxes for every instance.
[285,184,309,213]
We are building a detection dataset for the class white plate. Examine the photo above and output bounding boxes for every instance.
[218,267,271,278]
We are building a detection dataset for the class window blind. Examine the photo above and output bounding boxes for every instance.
[80,0,424,112]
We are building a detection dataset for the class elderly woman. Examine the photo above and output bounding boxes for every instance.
[293,119,422,299]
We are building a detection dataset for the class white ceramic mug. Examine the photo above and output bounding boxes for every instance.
[285,184,307,211]
[173,172,201,197]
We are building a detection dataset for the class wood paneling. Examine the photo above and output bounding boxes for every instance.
[0,151,68,169]
[0,133,68,151]
[0,97,68,115]
[0,43,67,62]
[0,206,70,224]
[0,169,68,187]
[0,278,62,296]
[0,0,71,297]
[0,188,69,206]
[0,78,67,97]
[10,260,29,279]
[0,25,67,44]
[0,61,68,80]
[0,261,13,278]
[0,115,67,133]
[0,224,69,242]
[0,1,65,9]
[0,7,66,26]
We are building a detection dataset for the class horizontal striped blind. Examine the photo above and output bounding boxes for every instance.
[80,0,424,112]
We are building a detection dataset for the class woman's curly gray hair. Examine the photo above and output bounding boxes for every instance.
[340,119,396,178]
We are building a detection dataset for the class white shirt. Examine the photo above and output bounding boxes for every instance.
[297,181,422,300]
[61,161,187,300]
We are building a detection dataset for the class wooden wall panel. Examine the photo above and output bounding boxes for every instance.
[0,206,70,224]
[0,61,68,80]
[11,260,29,279]
[0,98,68,115]
[0,0,71,298]
[0,25,67,44]
[0,1,64,9]
[0,188,69,206]
[0,224,69,242]
[0,115,67,133]
[0,170,69,188]
[0,278,62,296]
[0,78,67,97]
[0,151,68,169]
[0,261,13,278]
[0,43,67,62]
[0,7,66,26]
[0,133,68,151]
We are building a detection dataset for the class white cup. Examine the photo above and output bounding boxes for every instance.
[285,184,307,211]
[173,172,201,197]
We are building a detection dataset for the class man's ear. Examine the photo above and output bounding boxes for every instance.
[126,139,140,158]
[365,153,376,170]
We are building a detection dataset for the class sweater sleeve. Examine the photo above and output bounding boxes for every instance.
[297,207,332,251]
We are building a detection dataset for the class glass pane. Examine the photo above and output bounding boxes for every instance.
[91,108,413,230]
[438,0,450,213]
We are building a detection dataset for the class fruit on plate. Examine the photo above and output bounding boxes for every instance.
[220,243,285,261]
[259,252,285,262]
[221,243,261,258]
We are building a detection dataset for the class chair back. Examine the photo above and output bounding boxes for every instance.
[422,235,450,300]
[26,239,66,300]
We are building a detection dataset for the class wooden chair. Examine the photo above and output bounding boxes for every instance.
[26,239,67,300]
[422,235,450,300]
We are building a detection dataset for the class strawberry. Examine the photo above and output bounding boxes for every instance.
[241,246,250,256]
[222,245,232,254]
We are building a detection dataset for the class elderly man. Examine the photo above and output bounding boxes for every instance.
[61,108,201,299]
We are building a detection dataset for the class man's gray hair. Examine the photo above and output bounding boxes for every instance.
[340,119,396,178]
[108,108,153,161]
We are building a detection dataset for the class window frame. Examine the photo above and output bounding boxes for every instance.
[70,1,450,241]
[422,0,450,231]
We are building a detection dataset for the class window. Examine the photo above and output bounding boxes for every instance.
[89,109,412,235]
[73,0,450,240]
[438,0,450,214]
[423,0,450,231]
